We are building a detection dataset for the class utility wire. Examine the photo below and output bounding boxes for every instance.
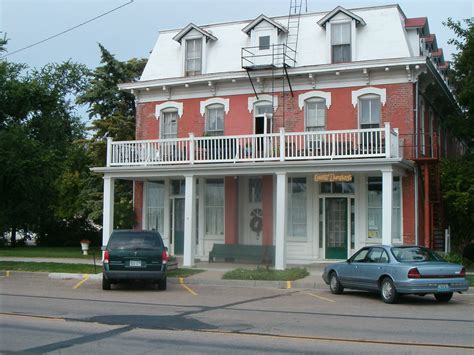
[1,0,134,59]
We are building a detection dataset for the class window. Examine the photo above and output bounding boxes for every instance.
[259,35,270,50]
[359,95,381,129]
[185,38,202,76]
[305,99,326,132]
[351,248,369,262]
[205,179,224,235]
[161,110,178,139]
[367,248,384,263]
[288,177,307,238]
[367,177,401,240]
[205,104,224,136]
[320,180,354,194]
[146,182,165,235]
[331,22,351,63]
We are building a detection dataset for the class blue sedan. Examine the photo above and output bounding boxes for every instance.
[322,245,469,304]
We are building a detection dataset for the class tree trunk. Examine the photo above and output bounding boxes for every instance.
[11,226,16,247]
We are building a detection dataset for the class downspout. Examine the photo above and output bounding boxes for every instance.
[414,80,419,245]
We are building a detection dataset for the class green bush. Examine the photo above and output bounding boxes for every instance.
[444,252,472,267]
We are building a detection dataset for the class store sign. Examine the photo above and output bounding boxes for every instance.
[314,173,353,182]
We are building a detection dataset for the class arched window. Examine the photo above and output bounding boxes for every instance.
[161,108,178,139]
[205,104,225,136]
[358,94,381,129]
[305,98,326,131]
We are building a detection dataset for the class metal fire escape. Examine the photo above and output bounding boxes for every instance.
[241,0,306,112]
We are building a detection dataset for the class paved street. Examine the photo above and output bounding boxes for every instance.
[1,271,473,354]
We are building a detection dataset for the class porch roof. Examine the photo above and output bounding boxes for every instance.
[91,158,414,180]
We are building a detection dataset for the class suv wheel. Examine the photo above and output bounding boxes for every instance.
[434,292,453,302]
[102,276,111,291]
[329,272,344,294]
[380,277,398,304]
[157,277,167,291]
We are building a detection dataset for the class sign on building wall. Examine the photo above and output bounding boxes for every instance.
[314,174,353,183]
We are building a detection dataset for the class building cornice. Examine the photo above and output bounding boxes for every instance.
[120,57,427,92]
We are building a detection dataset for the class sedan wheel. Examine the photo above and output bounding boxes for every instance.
[329,272,344,294]
[380,277,398,304]
[434,292,453,302]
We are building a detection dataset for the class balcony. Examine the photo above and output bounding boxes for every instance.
[106,123,400,168]
[241,44,296,70]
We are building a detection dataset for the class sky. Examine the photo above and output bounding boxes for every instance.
[1,0,473,71]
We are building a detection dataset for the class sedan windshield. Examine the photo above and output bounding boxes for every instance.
[391,247,446,262]
[109,233,162,250]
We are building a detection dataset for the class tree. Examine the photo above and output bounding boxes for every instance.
[445,18,474,148]
[0,51,90,245]
[77,44,147,229]
[441,18,474,252]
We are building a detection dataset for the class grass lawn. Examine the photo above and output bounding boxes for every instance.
[0,261,204,278]
[0,261,98,274]
[467,274,474,285]
[223,267,309,281]
[0,247,101,259]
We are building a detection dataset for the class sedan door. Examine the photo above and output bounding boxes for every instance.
[342,248,370,288]
[357,248,389,290]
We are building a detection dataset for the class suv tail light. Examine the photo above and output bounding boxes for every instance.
[161,249,169,265]
[408,267,421,279]
[459,267,466,277]
[103,250,110,264]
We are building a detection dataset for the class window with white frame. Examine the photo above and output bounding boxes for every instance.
[331,22,351,63]
[185,38,202,76]
[287,177,307,238]
[367,177,401,241]
[259,35,270,50]
[205,179,224,236]
[359,95,381,129]
[305,98,326,131]
[161,110,178,139]
[146,181,165,235]
[205,104,225,136]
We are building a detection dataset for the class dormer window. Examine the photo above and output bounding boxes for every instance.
[259,36,270,50]
[185,38,202,76]
[331,22,351,63]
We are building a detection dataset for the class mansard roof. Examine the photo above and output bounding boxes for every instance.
[172,23,217,43]
[317,6,366,28]
[242,14,288,35]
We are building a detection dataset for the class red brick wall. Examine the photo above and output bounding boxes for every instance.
[134,181,144,230]
[262,175,273,246]
[224,177,239,244]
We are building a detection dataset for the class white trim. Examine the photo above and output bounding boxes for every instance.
[200,97,230,116]
[155,101,184,118]
[247,94,278,112]
[352,87,386,107]
[298,90,331,109]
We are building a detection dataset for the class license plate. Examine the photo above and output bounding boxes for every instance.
[129,260,142,267]
[437,284,449,291]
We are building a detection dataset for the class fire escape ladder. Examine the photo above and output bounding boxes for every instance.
[429,162,445,251]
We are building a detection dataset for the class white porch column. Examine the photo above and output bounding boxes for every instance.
[275,172,287,270]
[382,169,393,246]
[183,175,196,267]
[102,176,115,247]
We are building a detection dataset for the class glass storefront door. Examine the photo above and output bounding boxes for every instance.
[325,198,348,259]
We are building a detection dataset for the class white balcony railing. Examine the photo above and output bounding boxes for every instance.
[107,123,399,167]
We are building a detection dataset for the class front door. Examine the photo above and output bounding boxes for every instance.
[243,177,262,245]
[172,198,185,255]
[325,198,348,259]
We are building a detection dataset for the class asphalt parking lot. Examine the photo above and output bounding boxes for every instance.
[1,271,474,354]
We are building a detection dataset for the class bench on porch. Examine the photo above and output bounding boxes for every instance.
[208,244,275,264]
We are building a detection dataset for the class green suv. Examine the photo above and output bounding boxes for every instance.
[102,230,169,290]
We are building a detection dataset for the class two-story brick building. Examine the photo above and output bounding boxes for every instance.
[93,4,461,269]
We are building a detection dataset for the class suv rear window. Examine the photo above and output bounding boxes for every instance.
[109,232,163,250]
[391,247,445,262]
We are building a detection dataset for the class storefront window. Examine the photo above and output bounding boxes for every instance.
[320,181,354,194]
[146,181,165,235]
[205,179,224,235]
[367,177,401,240]
[288,177,307,238]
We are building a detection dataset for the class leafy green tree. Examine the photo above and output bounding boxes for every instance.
[0,50,90,245]
[445,18,474,147]
[77,44,147,229]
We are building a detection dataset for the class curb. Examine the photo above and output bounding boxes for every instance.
[48,272,102,280]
